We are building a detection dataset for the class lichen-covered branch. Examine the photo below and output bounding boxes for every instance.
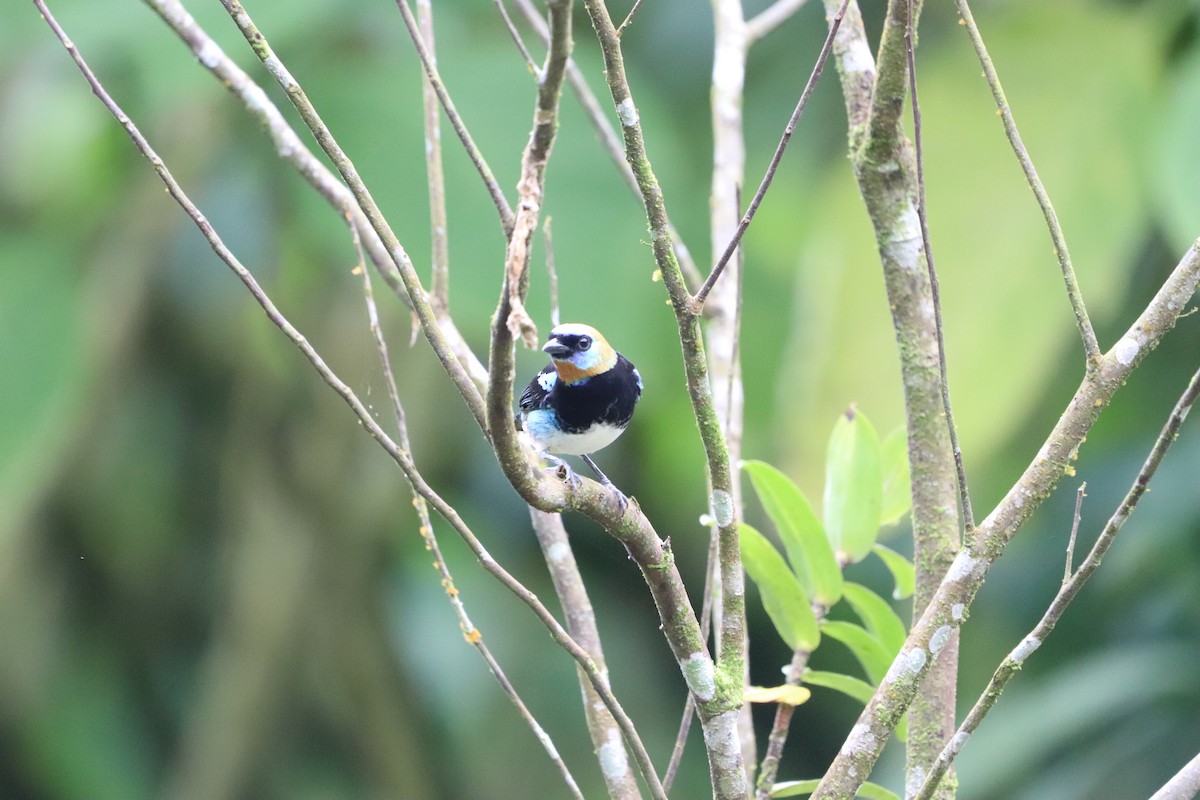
[914,364,1200,800]
[1149,751,1200,800]
[817,2,960,793]
[812,242,1200,799]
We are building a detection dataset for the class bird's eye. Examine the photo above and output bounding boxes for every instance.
[578,336,592,351]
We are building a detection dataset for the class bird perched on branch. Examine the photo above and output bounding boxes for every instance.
[518,323,643,509]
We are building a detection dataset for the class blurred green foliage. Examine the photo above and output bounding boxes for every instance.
[2,1,1200,798]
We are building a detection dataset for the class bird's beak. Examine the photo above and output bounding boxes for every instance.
[542,338,571,359]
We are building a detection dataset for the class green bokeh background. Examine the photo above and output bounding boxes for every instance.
[3,1,1199,798]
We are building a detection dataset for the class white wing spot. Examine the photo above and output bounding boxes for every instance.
[537,371,557,392]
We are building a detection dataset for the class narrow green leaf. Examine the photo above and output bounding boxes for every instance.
[740,524,820,650]
[770,779,900,800]
[801,669,874,704]
[842,583,907,658]
[821,620,891,684]
[872,544,916,600]
[743,460,844,606]
[823,408,883,564]
[769,779,819,798]
[879,427,911,526]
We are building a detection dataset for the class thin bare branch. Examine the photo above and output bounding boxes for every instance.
[142,0,489,392]
[691,0,849,314]
[954,0,1100,363]
[746,0,810,43]
[904,0,974,539]
[617,0,646,36]
[219,0,488,433]
[511,0,704,289]
[754,648,812,799]
[350,225,584,800]
[1065,483,1085,582]
[392,0,516,235]
[914,365,1200,800]
[494,0,541,77]
[543,217,561,327]
[416,0,451,310]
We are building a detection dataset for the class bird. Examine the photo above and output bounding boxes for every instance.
[517,323,643,508]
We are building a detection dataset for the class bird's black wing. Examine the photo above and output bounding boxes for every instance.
[518,363,557,412]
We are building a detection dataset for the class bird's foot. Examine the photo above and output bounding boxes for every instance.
[581,454,629,515]
[541,454,581,491]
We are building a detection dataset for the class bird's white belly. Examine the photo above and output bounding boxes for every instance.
[526,413,624,456]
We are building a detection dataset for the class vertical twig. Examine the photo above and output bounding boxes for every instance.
[416,0,451,311]
[954,0,1100,363]
[392,0,516,235]
[1064,483,1085,582]
[510,0,704,289]
[754,648,813,799]
[913,365,1200,800]
[543,217,561,328]
[905,0,974,536]
[690,0,849,314]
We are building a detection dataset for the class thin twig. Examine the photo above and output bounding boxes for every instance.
[392,0,516,235]
[746,0,811,43]
[416,0,451,311]
[142,0,490,393]
[350,224,584,800]
[543,217,561,328]
[954,0,1100,363]
[616,0,646,35]
[914,365,1200,800]
[510,0,704,289]
[494,0,541,77]
[35,6,660,789]
[754,648,813,799]
[218,0,489,434]
[1065,483,1085,582]
[690,0,850,314]
[905,0,974,535]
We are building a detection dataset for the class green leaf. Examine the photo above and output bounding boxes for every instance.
[802,670,907,743]
[872,544,916,600]
[743,460,843,606]
[823,408,883,564]
[842,583,907,658]
[740,524,820,650]
[801,670,875,705]
[769,780,820,798]
[770,779,900,800]
[821,620,891,685]
[879,427,911,526]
